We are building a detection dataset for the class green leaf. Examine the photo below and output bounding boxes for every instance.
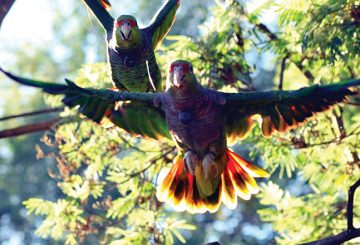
[23,198,54,216]
[170,229,186,244]
[65,234,77,245]
[106,196,135,220]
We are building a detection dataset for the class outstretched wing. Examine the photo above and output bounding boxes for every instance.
[0,68,170,140]
[81,0,114,39]
[224,80,360,138]
[143,0,180,50]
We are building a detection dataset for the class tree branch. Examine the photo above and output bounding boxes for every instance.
[279,56,288,91]
[0,107,63,122]
[347,178,360,230]
[301,229,360,245]
[345,102,360,106]
[255,23,277,41]
[255,23,315,82]
[347,65,356,78]
[333,108,346,139]
[0,0,16,28]
[300,178,360,245]
[289,132,360,150]
[116,146,175,185]
[0,118,61,139]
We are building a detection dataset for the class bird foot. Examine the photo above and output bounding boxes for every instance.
[202,154,218,180]
[184,151,199,175]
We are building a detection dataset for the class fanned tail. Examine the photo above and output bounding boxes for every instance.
[157,156,207,213]
[221,149,268,209]
[157,149,268,213]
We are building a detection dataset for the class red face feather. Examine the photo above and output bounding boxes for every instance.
[169,63,192,73]
[116,19,137,28]
[129,19,136,28]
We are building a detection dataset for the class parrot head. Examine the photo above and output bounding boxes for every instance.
[166,60,201,93]
[113,15,142,48]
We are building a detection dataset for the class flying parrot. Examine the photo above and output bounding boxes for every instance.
[81,0,180,92]
[1,62,359,213]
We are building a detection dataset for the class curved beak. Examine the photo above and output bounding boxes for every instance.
[173,69,184,88]
[120,25,132,41]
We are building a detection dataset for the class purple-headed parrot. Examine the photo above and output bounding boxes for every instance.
[1,61,359,213]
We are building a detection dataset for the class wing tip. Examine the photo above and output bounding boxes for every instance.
[100,0,111,10]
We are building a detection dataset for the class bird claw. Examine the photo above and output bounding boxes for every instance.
[202,154,218,180]
[184,151,198,175]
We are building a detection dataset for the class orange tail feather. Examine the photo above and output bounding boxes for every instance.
[157,150,268,213]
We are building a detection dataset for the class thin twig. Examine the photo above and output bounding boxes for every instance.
[300,178,360,245]
[332,106,360,163]
[255,23,277,41]
[118,134,163,153]
[345,102,360,106]
[117,146,175,185]
[0,107,63,122]
[347,178,360,230]
[255,23,315,82]
[290,131,360,149]
[333,108,346,139]
[279,56,288,91]
[347,65,356,79]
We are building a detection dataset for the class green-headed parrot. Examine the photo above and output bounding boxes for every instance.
[81,0,180,92]
[1,62,359,213]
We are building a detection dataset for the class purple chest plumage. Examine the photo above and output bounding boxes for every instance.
[159,89,226,156]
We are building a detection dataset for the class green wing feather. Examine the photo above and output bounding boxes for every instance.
[81,0,114,36]
[224,79,360,138]
[1,68,170,140]
[144,0,180,50]
[109,102,171,140]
